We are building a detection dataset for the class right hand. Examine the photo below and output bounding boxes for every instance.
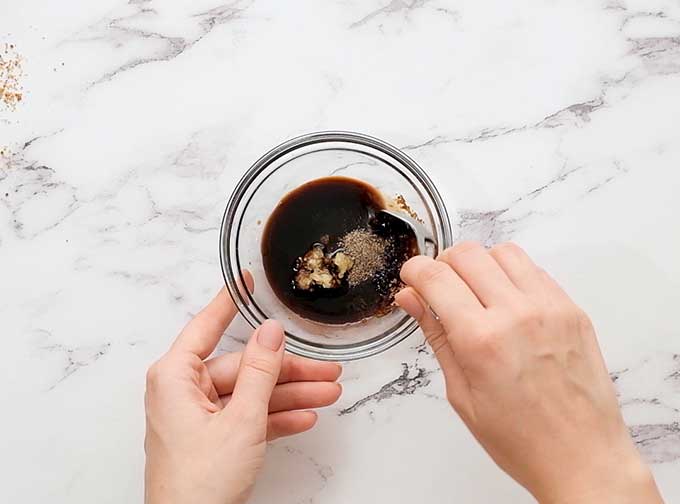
[396,241,663,504]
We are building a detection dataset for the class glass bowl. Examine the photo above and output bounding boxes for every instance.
[220,131,453,361]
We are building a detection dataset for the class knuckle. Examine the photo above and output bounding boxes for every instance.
[575,307,593,331]
[145,361,164,387]
[546,302,587,332]
[450,240,483,255]
[542,304,566,326]
[468,322,495,344]
[244,356,277,379]
[401,255,426,278]
[446,389,461,410]
[446,391,470,420]
[416,260,451,286]
[539,268,559,289]
[490,241,523,258]
[466,325,499,356]
[440,241,483,263]
[554,303,575,320]
[513,303,543,329]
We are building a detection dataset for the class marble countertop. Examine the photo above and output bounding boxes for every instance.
[2,1,680,502]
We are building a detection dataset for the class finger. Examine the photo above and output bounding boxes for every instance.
[220,381,342,413]
[171,288,237,358]
[268,382,342,413]
[206,352,342,396]
[229,320,285,414]
[197,365,222,408]
[267,411,317,441]
[488,242,544,295]
[396,288,472,416]
[538,268,576,306]
[396,287,448,354]
[539,268,570,298]
[172,272,254,359]
[438,241,518,307]
[400,255,484,338]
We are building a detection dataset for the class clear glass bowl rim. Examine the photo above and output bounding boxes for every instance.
[220,130,453,361]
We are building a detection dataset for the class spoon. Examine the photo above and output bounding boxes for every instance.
[379,208,436,255]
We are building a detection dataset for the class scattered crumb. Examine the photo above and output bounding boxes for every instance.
[0,146,11,169]
[390,194,421,221]
[256,219,261,225]
[0,43,24,111]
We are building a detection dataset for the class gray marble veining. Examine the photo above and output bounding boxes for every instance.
[1,1,679,502]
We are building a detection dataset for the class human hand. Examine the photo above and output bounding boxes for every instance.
[396,242,663,504]
[144,285,342,504]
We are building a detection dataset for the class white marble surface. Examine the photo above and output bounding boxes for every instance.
[2,1,680,502]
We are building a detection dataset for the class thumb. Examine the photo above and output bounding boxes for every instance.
[395,287,473,418]
[395,287,448,356]
[230,320,285,414]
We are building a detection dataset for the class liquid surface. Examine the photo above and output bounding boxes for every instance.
[261,176,418,324]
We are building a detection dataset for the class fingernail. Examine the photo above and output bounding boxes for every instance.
[257,319,284,351]
[304,410,318,423]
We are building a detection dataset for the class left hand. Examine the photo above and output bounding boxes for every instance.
[144,285,343,504]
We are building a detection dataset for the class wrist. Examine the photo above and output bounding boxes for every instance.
[145,463,249,504]
[547,454,663,504]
